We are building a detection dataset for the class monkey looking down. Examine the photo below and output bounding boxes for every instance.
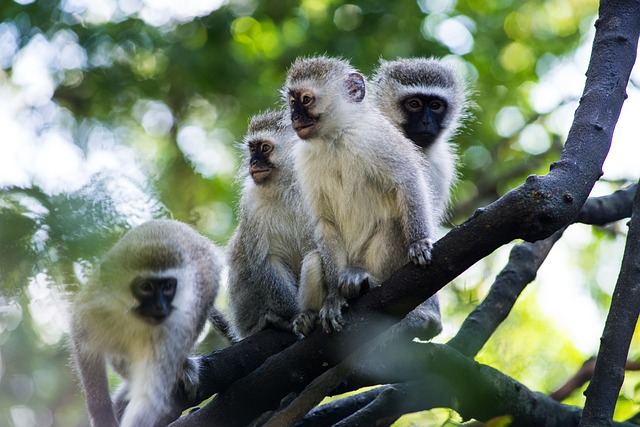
[70,219,223,427]
[283,56,439,335]
[226,111,318,338]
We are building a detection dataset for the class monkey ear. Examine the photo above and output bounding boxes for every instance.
[345,72,365,103]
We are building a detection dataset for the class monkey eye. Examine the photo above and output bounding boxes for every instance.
[161,278,177,296]
[289,96,295,107]
[261,143,272,153]
[301,94,314,106]
[137,281,154,296]
[429,100,446,114]
[404,97,423,112]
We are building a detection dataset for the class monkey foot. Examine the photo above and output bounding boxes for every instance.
[408,238,433,267]
[338,267,370,300]
[293,311,319,336]
[180,357,201,401]
[319,296,347,333]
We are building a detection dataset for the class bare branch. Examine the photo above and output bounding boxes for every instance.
[174,329,298,410]
[550,358,640,402]
[354,342,638,427]
[447,227,565,358]
[575,184,637,226]
[448,181,637,358]
[580,182,640,426]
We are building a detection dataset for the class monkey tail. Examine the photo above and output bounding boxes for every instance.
[208,308,239,344]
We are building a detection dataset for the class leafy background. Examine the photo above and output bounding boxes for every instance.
[0,0,638,425]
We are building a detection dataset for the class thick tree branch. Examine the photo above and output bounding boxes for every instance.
[579,182,640,426]
[174,329,298,409]
[354,342,638,427]
[292,385,397,427]
[449,183,636,358]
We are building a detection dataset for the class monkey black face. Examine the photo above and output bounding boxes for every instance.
[131,277,177,323]
[401,94,448,148]
[248,139,275,184]
[288,90,320,139]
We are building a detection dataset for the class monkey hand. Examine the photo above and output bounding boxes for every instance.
[180,357,201,402]
[319,295,347,333]
[293,310,319,336]
[338,267,371,300]
[408,238,433,267]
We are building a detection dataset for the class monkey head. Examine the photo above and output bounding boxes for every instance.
[283,56,366,140]
[371,57,467,148]
[97,225,188,326]
[243,110,297,185]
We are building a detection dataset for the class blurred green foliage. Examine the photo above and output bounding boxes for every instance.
[1,0,637,425]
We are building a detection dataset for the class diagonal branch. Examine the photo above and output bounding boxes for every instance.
[259,184,636,427]
[447,227,565,358]
[448,184,636,358]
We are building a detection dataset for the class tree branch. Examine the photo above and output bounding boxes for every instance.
[447,227,565,358]
[292,385,397,427]
[173,329,298,410]
[550,358,640,402]
[353,342,638,427]
[449,182,636,359]
[579,182,640,426]
[576,184,637,226]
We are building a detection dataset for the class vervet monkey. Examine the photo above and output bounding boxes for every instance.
[226,111,318,338]
[70,219,223,427]
[371,57,468,220]
[283,56,439,335]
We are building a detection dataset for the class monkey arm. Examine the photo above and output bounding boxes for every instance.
[397,160,437,267]
[73,349,118,427]
[228,254,300,338]
[310,222,354,333]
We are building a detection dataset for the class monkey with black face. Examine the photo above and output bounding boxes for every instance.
[283,56,439,335]
[70,219,223,427]
[227,111,319,338]
[371,57,468,220]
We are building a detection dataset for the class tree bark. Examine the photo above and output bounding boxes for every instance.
[580,182,640,426]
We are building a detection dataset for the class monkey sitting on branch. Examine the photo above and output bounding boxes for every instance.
[282,56,442,337]
[226,111,319,338]
[371,57,469,219]
[69,219,224,427]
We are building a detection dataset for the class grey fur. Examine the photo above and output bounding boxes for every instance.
[226,110,316,338]
[371,57,469,220]
[70,219,223,427]
[283,56,438,334]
